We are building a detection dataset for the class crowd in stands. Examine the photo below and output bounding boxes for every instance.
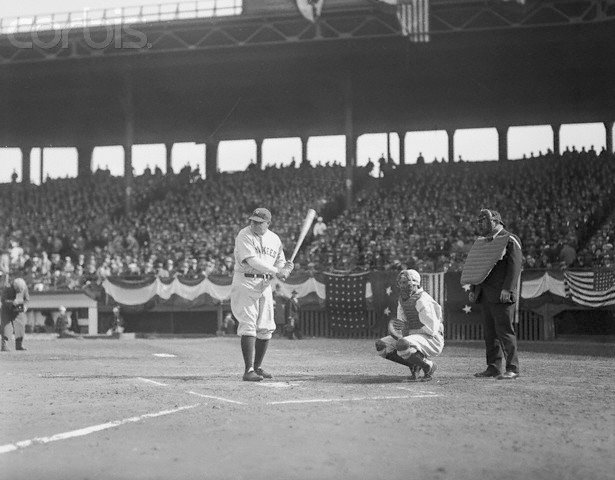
[1,148,614,291]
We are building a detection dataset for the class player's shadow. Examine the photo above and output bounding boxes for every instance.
[286,374,415,384]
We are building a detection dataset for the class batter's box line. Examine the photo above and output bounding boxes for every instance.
[186,391,246,405]
[394,387,438,395]
[267,394,441,405]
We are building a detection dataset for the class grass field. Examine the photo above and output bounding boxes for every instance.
[1,335,614,480]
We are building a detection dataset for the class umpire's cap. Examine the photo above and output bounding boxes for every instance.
[249,208,271,223]
[479,209,505,227]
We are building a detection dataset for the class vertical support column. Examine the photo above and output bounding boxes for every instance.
[40,148,44,184]
[301,136,309,165]
[205,140,219,179]
[497,126,508,161]
[88,307,98,335]
[386,132,391,161]
[77,145,94,179]
[123,142,133,214]
[605,121,613,155]
[216,305,224,336]
[121,74,134,216]
[398,131,406,164]
[447,129,455,163]
[343,76,355,210]
[20,146,32,184]
[255,138,263,169]
[552,124,561,156]
[165,142,173,174]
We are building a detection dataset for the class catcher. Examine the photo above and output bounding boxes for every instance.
[375,269,444,381]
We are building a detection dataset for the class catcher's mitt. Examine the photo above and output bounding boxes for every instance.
[388,317,410,340]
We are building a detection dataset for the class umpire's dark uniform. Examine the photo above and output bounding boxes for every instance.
[1,279,29,351]
[472,228,522,377]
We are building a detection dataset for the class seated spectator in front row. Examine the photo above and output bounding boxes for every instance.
[56,306,80,338]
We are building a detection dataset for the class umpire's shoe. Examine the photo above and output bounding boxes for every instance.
[243,370,263,382]
[255,367,272,379]
[497,371,519,380]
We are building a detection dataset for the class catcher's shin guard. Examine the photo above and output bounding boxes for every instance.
[385,351,413,368]
[407,351,429,370]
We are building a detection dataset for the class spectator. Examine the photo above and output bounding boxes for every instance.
[285,290,303,340]
[56,306,79,338]
[312,217,327,238]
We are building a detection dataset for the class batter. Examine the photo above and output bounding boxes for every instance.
[230,207,293,381]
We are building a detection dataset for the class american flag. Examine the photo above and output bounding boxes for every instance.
[397,0,430,43]
[564,270,615,307]
[325,272,370,332]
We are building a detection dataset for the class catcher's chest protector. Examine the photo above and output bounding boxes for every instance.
[400,294,423,331]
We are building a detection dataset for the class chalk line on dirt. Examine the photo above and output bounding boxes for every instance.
[0,404,200,454]
[137,377,168,386]
[186,391,246,405]
[394,387,438,394]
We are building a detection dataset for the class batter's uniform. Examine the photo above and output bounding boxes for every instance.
[377,288,444,360]
[231,226,286,340]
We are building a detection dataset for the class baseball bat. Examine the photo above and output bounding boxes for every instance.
[289,209,317,262]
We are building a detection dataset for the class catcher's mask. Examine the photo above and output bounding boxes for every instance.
[397,269,421,299]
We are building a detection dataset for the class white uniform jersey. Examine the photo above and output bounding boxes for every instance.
[231,226,286,339]
[233,226,285,275]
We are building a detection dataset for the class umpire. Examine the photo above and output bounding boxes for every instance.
[467,209,522,380]
[1,277,30,352]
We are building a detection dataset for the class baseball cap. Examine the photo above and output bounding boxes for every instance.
[249,208,272,223]
[479,209,505,227]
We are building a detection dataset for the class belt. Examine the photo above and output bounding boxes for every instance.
[244,273,273,279]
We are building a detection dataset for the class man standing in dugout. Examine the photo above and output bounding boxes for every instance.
[463,209,523,380]
[230,208,293,381]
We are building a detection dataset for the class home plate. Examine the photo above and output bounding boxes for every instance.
[153,353,177,358]
[258,382,300,388]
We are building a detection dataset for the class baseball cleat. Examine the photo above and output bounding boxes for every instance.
[421,363,437,382]
[254,367,272,379]
[243,370,263,382]
[474,369,500,378]
[408,366,419,381]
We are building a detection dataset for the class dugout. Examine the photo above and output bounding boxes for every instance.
[97,305,221,336]
[26,291,98,334]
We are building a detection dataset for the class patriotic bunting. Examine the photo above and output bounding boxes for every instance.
[325,272,370,333]
[564,270,615,308]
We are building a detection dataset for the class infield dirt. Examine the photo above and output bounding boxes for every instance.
[1,336,613,480]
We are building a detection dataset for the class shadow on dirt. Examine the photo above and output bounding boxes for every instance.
[285,374,414,384]
[446,340,615,358]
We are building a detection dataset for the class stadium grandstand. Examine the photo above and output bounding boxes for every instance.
[1,0,614,337]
